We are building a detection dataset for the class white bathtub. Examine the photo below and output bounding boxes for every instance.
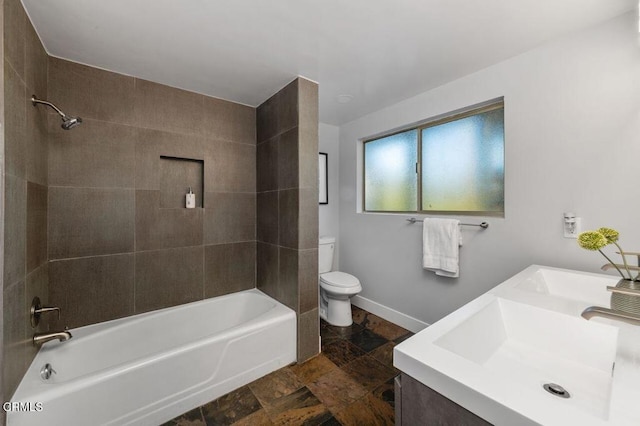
[8,289,297,426]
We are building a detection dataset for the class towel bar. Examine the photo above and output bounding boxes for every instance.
[406,217,489,229]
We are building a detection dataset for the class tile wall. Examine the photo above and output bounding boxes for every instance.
[46,57,257,327]
[0,0,4,414]
[256,78,320,362]
[2,0,50,399]
[2,0,320,403]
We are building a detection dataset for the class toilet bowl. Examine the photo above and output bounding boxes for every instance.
[318,237,362,326]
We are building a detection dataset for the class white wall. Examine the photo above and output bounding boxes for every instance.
[338,12,640,326]
[319,122,340,267]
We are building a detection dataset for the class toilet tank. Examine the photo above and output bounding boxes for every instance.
[318,236,336,274]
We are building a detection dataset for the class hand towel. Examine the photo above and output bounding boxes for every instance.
[422,218,462,278]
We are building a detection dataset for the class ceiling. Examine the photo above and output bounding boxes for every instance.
[22,0,636,125]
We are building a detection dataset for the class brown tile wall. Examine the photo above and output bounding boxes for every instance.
[46,57,258,330]
[256,78,319,363]
[1,2,318,403]
[2,0,50,399]
[1,2,5,417]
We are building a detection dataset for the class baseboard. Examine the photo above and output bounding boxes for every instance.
[351,295,429,333]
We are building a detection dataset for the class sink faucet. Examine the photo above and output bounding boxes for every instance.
[33,330,72,346]
[581,306,640,326]
[581,286,640,326]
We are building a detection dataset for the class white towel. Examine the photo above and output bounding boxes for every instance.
[422,218,462,278]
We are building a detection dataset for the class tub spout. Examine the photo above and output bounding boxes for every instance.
[33,330,72,346]
[581,306,640,326]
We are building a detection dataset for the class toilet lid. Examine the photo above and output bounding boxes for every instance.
[320,271,360,288]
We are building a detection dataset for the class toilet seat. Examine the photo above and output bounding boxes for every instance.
[321,271,359,287]
[320,272,362,295]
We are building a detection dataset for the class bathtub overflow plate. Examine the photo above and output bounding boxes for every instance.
[41,363,56,380]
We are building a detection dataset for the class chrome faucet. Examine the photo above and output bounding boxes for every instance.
[29,296,72,346]
[581,286,640,326]
[581,306,640,326]
[33,330,72,346]
[30,296,61,327]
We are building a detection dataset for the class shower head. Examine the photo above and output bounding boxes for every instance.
[61,116,82,130]
[31,95,82,130]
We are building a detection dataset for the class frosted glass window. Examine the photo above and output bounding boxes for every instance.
[421,108,504,213]
[364,130,418,211]
[362,100,504,215]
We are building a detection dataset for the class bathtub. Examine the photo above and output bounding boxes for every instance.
[8,289,296,426]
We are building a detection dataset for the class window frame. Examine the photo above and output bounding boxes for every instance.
[362,98,505,216]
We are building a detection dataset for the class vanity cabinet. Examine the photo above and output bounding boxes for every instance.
[395,373,492,425]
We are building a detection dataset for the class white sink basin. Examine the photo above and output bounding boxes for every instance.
[435,298,617,420]
[394,266,640,426]
[513,267,617,306]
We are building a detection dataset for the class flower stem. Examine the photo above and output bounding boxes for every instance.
[612,242,633,280]
[598,249,627,280]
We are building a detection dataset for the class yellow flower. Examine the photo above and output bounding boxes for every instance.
[577,231,609,251]
[578,227,637,281]
[597,227,619,243]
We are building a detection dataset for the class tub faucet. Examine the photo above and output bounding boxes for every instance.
[33,329,72,346]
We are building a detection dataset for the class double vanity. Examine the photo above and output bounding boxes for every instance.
[394,265,640,425]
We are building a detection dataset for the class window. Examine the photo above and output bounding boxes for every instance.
[363,100,504,215]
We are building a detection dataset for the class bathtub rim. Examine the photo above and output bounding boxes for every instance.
[59,288,286,340]
[11,288,297,403]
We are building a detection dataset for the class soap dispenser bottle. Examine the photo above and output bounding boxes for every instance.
[186,187,196,209]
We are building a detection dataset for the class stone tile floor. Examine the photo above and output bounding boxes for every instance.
[163,305,414,425]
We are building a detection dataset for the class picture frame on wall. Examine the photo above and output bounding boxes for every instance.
[319,152,328,204]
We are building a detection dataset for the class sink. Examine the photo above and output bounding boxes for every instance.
[394,266,640,426]
[513,267,617,306]
[435,298,618,420]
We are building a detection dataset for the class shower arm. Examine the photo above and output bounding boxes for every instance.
[31,95,68,119]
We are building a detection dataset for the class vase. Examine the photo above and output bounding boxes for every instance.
[610,279,640,315]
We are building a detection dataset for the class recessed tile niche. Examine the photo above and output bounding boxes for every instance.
[159,156,204,209]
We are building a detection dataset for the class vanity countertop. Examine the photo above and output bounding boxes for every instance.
[394,265,640,426]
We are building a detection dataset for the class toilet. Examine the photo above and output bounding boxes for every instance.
[319,236,362,326]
